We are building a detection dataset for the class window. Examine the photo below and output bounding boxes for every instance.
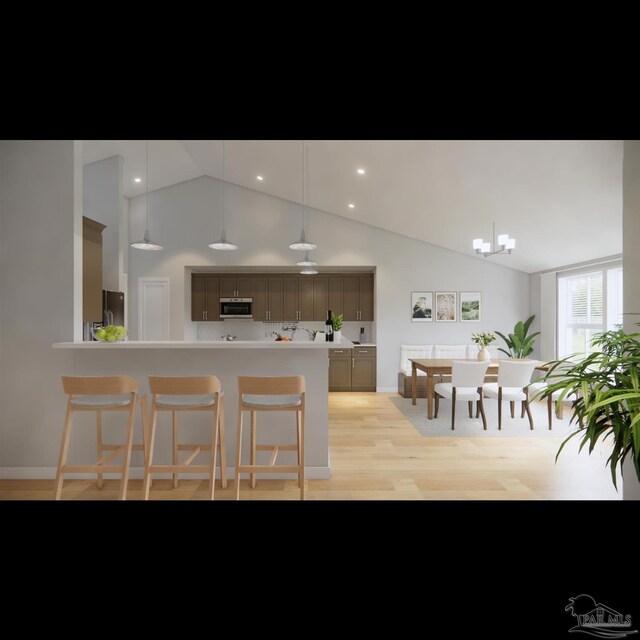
[557,264,623,358]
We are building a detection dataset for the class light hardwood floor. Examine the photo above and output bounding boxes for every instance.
[0,392,621,500]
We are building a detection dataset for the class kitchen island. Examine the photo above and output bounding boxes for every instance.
[52,339,354,480]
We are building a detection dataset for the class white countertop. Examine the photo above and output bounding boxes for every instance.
[53,338,355,350]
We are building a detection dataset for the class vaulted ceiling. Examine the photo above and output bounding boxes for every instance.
[82,140,623,274]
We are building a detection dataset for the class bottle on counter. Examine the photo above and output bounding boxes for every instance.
[325,310,334,342]
[359,326,366,343]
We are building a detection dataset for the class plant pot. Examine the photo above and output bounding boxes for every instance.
[477,346,490,361]
[334,330,342,341]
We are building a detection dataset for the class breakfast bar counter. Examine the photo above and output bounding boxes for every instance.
[51,340,354,480]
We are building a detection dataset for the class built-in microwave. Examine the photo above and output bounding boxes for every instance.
[220,298,253,319]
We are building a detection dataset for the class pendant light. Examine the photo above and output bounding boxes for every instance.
[289,141,316,251]
[131,140,163,250]
[300,266,318,275]
[296,251,317,267]
[209,139,238,250]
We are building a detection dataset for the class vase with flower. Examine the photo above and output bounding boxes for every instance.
[471,331,496,361]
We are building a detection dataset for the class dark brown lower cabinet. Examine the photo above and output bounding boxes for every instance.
[329,346,376,392]
[328,348,352,391]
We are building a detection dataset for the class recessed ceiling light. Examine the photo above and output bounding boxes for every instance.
[356,168,366,175]
[134,177,142,183]
[348,203,355,209]
[256,175,264,181]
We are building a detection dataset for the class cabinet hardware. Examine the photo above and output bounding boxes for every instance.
[352,358,355,368]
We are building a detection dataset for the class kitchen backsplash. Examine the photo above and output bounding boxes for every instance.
[195,320,373,342]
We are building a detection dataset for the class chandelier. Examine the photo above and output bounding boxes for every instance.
[473,222,515,257]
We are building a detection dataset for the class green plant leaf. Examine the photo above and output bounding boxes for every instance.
[523,315,535,335]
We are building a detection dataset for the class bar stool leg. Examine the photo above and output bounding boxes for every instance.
[296,412,302,489]
[172,411,179,489]
[235,409,243,500]
[143,407,158,500]
[54,403,74,500]
[250,411,257,489]
[140,397,152,490]
[119,399,136,500]
[298,409,305,500]
[218,396,227,489]
[97,410,104,490]
[209,403,220,500]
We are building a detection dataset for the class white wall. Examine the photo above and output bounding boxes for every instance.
[129,176,531,390]
[83,156,123,292]
[623,140,640,500]
[0,141,78,470]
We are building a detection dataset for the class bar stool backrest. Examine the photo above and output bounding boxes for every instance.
[62,375,139,396]
[237,376,305,399]
[148,376,221,395]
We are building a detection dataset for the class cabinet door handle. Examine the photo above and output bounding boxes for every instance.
[202,311,205,320]
[360,350,368,353]
[352,358,355,368]
[334,350,343,353]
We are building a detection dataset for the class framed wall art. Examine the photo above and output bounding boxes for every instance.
[435,291,457,322]
[411,292,433,322]
[460,291,481,322]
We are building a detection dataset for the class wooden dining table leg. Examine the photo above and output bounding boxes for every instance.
[412,362,417,406]
[427,372,434,420]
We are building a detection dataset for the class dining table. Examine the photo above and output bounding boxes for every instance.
[409,358,547,419]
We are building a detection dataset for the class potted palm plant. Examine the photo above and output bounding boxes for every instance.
[496,315,539,358]
[533,325,640,489]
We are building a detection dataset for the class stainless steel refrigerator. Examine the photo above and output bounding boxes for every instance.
[102,290,125,326]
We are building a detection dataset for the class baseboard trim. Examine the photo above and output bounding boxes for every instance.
[0,466,331,481]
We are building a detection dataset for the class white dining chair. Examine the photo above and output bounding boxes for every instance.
[434,360,491,430]
[528,381,580,430]
[482,360,539,430]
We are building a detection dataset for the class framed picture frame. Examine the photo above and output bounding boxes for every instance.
[435,291,457,322]
[460,291,481,322]
[411,292,433,322]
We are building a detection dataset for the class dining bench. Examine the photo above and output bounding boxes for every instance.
[398,344,482,397]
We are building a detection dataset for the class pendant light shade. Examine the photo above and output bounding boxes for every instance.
[296,251,317,267]
[210,139,238,251]
[289,229,316,251]
[131,140,163,251]
[300,266,318,275]
[290,141,316,251]
[208,231,238,251]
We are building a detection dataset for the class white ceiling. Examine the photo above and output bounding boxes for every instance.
[81,140,623,274]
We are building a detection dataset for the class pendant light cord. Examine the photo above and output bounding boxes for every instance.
[302,139,306,234]
[222,139,226,234]
[146,139,150,231]
[305,143,310,234]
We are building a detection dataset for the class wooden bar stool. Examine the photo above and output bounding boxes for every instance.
[143,376,227,500]
[235,376,305,500]
[54,375,148,500]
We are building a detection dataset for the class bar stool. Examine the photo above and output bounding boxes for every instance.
[143,376,227,500]
[235,376,305,500]
[54,375,148,500]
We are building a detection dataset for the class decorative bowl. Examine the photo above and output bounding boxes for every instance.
[92,325,127,342]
